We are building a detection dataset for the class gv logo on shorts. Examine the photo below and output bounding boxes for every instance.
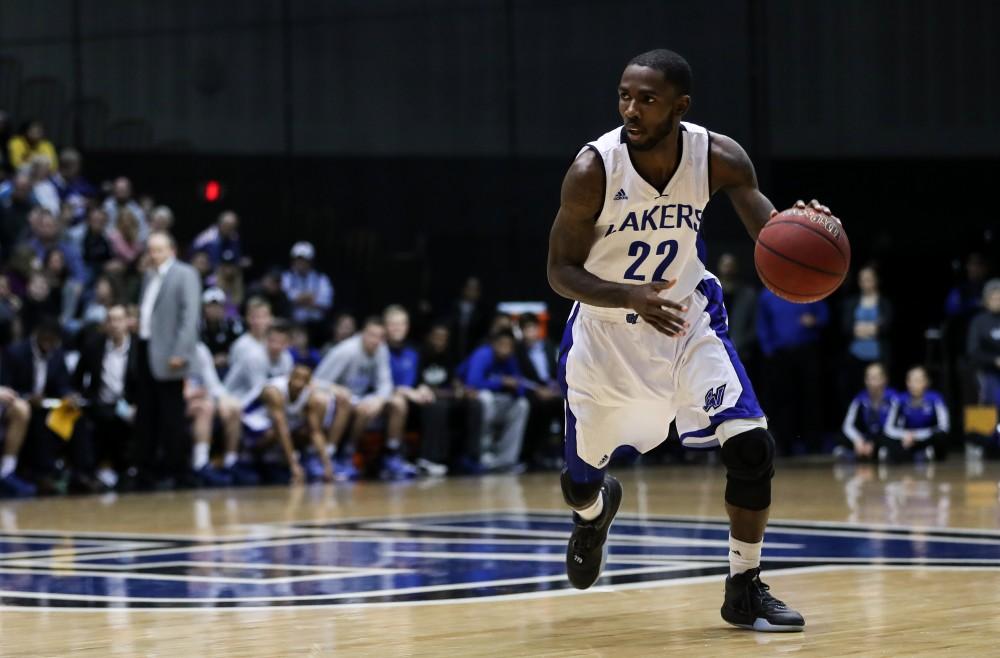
[703,384,727,411]
[625,313,639,324]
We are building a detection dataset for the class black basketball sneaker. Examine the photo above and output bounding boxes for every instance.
[565,475,623,590]
[721,567,805,632]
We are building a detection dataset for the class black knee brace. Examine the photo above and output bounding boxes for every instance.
[720,428,775,511]
[560,469,603,509]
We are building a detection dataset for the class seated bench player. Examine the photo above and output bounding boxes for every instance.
[834,362,895,462]
[242,355,350,484]
[882,365,949,463]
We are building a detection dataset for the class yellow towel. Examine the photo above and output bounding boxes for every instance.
[46,400,82,441]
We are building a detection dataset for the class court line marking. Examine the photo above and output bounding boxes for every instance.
[0,564,707,604]
[8,564,997,612]
[0,565,412,585]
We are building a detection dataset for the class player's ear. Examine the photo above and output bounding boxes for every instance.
[674,95,691,118]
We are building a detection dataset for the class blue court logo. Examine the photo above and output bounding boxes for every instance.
[0,512,997,608]
[703,384,727,411]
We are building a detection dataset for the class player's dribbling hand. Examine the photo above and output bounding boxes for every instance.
[770,199,842,225]
[625,279,689,337]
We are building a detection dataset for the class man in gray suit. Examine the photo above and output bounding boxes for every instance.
[134,231,201,487]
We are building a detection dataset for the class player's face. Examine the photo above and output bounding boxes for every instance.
[361,324,386,354]
[906,369,928,397]
[618,65,689,152]
[864,365,886,394]
[492,336,515,361]
[266,331,289,359]
[288,365,311,395]
[385,313,409,344]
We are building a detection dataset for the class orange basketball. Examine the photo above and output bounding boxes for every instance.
[754,208,851,303]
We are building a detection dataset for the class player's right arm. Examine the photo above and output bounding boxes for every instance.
[262,386,304,484]
[546,150,688,336]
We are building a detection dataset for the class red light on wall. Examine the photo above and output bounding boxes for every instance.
[203,180,221,202]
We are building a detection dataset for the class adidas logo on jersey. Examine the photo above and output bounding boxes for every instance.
[613,188,628,201]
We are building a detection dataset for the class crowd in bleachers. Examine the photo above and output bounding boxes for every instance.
[0,115,997,497]
[0,118,566,497]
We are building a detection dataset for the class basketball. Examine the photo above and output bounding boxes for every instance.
[754,208,851,303]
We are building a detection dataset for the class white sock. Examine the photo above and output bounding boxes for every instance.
[386,437,402,453]
[192,443,210,470]
[222,452,238,469]
[96,468,118,489]
[325,444,335,459]
[0,455,17,478]
[576,494,604,521]
[729,535,762,576]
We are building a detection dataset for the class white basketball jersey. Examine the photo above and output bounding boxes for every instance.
[269,376,312,431]
[579,121,711,316]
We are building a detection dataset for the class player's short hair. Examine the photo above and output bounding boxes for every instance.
[518,312,540,329]
[362,316,385,331]
[490,328,516,343]
[383,304,408,322]
[627,49,692,95]
[246,296,271,315]
[268,319,291,336]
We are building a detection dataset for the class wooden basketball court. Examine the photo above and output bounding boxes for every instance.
[0,460,998,656]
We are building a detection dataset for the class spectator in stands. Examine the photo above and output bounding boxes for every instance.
[757,288,829,454]
[418,322,483,470]
[200,287,243,373]
[883,366,949,463]
[78,207,113,284]
[0,275,20,346]
[7,120,58,171]
[52,148,97,225]
[314,316,414,479]
[0,361,34,496]
[945,252,990,319]
[22,208,86,285]
[79,274,119,330]
[515,312,562,469]
[228,297,272,367]
[384,305,448,476]
[207,249,244,316]
[328,312,357,349]
[224,320,293,406]
[189,249,213,288]
[103,177,148,239]
[246,267,291,320]
[27,155,60,216]
[282,242,333,342]
[967,278,1000,406]
[288,323,321,366]
[450,276,491,358]
[3,317,96,493]
[717,253,757,359]
[148,205,174,234]
[42,248,82,327]
[107,208,144,269]
[134,231,201,489]
[841,265,893,402]
[193,210,244,268]
[20,271,58,338]
[72,305,137,491]
[0,173,34,251]
[835,362,895,462]
[462,329,529,473]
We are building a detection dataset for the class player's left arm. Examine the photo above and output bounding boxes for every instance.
[708,132,838,240]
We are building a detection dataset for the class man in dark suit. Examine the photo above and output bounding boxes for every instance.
[135,231,201,487]
[72,304,139,490]
[2,316,96,493]
[515,313,563,468]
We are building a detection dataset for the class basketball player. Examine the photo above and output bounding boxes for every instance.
[250,358,342,485]
[548,49,839,632]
